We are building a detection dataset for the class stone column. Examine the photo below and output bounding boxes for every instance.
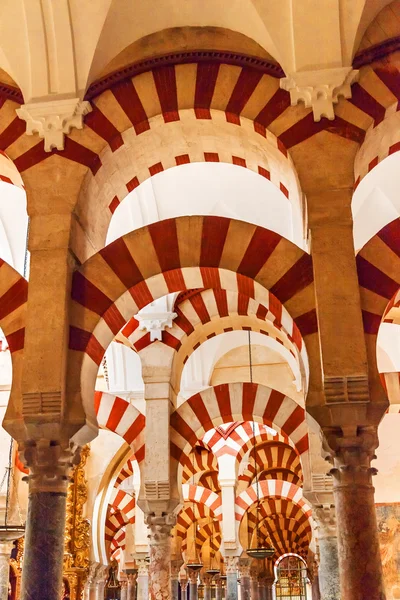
[127,572,138,600]
[325,428,386,600]
[215,578,223,600]
[20,442,80,600]
[225,557,239,600]
[264,577,274,600]
[83,564,100,600]
[180,578,188,600]
[238,562,251,600]
[250,570,259,600]
[313,505,340,600]
[137,559,149,600]
[171,561,182,600]
[94,566,109,600]
[203,574,213,600]
[0,541,13,600]
[188,569,199,600]
[257,575,266,600]
[147,514,175,600]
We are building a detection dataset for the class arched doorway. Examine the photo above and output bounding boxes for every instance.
[274,555,308,599]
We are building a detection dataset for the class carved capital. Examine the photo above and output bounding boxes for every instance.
[238,559,251,578]
[280,67,359,121]
[136,311,177,341]
[20,440,81,493]
[313,504,337,539]
[171,559,183,579]
[323,426,379,488]
[136,558,149,577]
[225,556,239,574]
[16,98,92,151]
[146,513,176,546]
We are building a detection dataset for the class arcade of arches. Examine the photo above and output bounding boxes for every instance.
[2,2,400,600]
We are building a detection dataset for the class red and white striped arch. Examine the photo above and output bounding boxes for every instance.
[110,526,126,559]
[181,446,218,483]
[109,488,135,523]
[115,456,136,487]
[203,421,296,461]
[256,518,310,557]
[124,288,307,392]
[176,503,212,539]
[94,391,145,461]
[238,443,302,486]
[0,152,24,188]
[69,216,317,420]
[105,507,127,542]
[170,383,309,463]
[182,484,222,520]
[235,479,312,521]
[78,111,303,247]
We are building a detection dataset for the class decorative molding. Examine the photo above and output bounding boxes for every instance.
[136,310,177,342]
[0,83,24,105]
[353,35,400,69]
[280,67,359,121]
[85,51,284,99]
[16,98,92,151]
[22,390,62,417]
[324,374,369,403]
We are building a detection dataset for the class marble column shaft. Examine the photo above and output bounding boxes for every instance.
[238,565,251,600]
[137,560,149,600]
[19,442,80,600]
[172,578,180,600]
[250,576,258,600]
[314,506,340,600]
[190,581,198,600]
[180,580,188,600]
[147,515,174,600]
[0,541,13,600]
[225,558,239,600]
[327,433,386,600]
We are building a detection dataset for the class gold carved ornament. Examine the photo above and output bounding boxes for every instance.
[63,445,91,600]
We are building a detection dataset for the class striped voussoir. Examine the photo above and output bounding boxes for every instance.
[70,215,316,384]
[255,517,309,557]
[176,503,212,539]
[125,288,306,375]
[203,421,295,461]
[195,521,221,554]
[238,443,302,485]
[94,391,145,461]
[181,446,218,483]
[115,457,135,487]
[357,218,400,347]
[109,488,135,524]
[198,471,220,493]
[170,382,309,463]
[0,259,28,353]
[110,526,126,558]
[182,483,222,520]
[105,506,127,542]
[235,479,312,521]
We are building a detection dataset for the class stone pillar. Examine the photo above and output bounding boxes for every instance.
[121,580,129,600]
[257,576,266,600]
[137,559,149,600]
[313,505,340,600]
[83,564,100,600]
[171,561,182,600]
[94,566,109,600]
[127,572,138,600]
[20,442,80,600]
[188,569,199,600]
[238,562,251,600]
[180,578,188,600]
[147,514,175,600]
[203,574,213,600]
[225,557,239,600]
[250,570,259,600]
[325,428,386,600]
[215,578,223,600]
[264,577,274,600]
[0,541,13,600]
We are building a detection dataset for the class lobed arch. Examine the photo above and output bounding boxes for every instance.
[68,215,318,437]
[170,383,309,469]
[94,391,145,462]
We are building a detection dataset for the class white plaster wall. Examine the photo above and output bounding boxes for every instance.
[375,414,400,504]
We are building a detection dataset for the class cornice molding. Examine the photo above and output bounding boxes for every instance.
[353,35,400,69]
[85,50,284,99]
[0,82,23,105]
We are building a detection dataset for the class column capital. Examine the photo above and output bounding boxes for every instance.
[136,558,149,576]
[202,573,214,586]
[19,440,81,493]
[322,425,379,488]
[225,556,239,574]
[238,559,251,578]
[146,513,176,545]
[171,559,183,579]
[313,504,337,539]
[188,568,200,584]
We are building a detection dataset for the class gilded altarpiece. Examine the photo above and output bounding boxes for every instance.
[63,445,91,599]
